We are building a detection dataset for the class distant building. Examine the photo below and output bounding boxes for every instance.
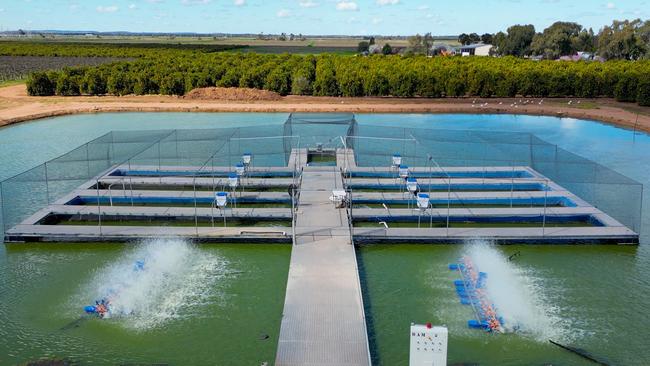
[368,44,382,55]
[459,44,493,57]
[559,52,595,62]
[430,44,457,56]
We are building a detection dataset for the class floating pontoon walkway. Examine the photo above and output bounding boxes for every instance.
[275,163,371,366]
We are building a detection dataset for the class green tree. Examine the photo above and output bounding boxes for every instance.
[159,72,185,95]
[363,69,390,96]
[481,33,494,44]
[26,71,55,96]
[573,28,597,53]
[458,33,471,46]
[107,72,133,96]
[531,22,583,59]
[408,33,433,55]
[614,72,639,102]
[468,33,481,44]
[264,67,291,95]
[218,68,241,87]
[133,72,158,95]
[598,19,647,60]
[55,70,81,96]
[498,24,536,57]
[382,43,393,55]
[637,75,650,106]
[81,68,107,95]
[291,61,315,95]
[313,59,339,96]
[358,41,370,53]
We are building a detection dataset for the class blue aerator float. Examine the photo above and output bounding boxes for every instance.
[449,257,504,333]
[83,259,145,318]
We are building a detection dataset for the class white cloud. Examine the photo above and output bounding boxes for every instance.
[299,0,319,8]
[234,0,245,5]
[336,1,358,11]
[96,5,118,13]
[372,17,382,24]
[128,3,136,9]
[606,2,615,9]
[181,0,210,5]
[376,0,399,5]
[146,0,163,3]
[417,5,429,10]
[277,9,291,17]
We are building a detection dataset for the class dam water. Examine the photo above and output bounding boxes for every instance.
[1,113,649,365]
[79,238,228,330]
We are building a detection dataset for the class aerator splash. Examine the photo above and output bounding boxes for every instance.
[449,257,504,333]
[83,259,145,318]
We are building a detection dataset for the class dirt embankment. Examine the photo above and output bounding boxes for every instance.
[183,87,282,101]
[0,84,649,134]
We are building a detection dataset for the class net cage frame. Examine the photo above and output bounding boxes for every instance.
[0,118,643,236]
[284,113,358,151]
[0,124,300,232]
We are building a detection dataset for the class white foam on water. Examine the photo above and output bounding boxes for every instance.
[84,238,229,330]
[463,240,569,342]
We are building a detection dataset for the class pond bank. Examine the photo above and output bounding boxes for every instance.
[1,84,648,133]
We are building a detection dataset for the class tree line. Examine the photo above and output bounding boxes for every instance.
[25,52,650,106]
[463,19,650,60]
[0,41,245,58]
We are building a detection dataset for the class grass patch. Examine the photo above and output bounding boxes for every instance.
[0,79,25,87]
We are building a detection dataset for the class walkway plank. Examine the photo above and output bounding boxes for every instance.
[275,166,371,366]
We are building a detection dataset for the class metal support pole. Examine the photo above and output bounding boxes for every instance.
[446,174,451,236]
[542,179,548,236]
[158,142,162,185]
[129,177,134,206]
[511,163,515,208]
[193,177,198,237]
[86,143,91,179]
[96,178,102,236]
[44,162,50,205]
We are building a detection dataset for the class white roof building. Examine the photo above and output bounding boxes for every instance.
[459,44,493,57]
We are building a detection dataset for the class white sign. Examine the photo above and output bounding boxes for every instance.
[409,323,448,366]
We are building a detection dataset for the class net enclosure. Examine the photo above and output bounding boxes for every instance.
[0,114,643,238]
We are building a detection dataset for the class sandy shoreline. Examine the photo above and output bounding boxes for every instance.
[1,84,649,133]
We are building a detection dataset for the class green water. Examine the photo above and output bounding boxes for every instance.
[0,243,291,365]
[74,201,292,208]
[357,244,643,366]
[94,183,290,192]
[354,220,594,228]
[1,112,649,365]
[353,203,562,209]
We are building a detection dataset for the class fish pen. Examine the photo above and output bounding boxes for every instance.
[0,114,642,244]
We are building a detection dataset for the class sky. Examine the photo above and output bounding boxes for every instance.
[0,0,648,36]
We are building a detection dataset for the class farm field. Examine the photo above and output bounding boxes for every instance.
[0,55,125,84]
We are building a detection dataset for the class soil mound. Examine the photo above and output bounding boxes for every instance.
[184,87,281,101]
